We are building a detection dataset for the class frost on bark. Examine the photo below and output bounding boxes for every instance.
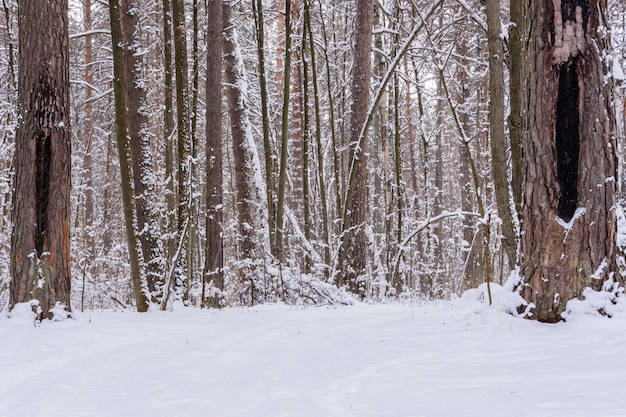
[10,0,71,319]
[519,0,621,322]
[172,0,192,298]
[108,0,150,312]
[224,4,262,299]
[120,0,165,303]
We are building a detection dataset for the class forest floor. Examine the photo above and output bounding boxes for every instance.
[1,286,625,417]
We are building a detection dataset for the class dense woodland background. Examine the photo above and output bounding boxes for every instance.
[0,0,625,312]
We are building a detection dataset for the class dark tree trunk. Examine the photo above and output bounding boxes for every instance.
[108,0,149,312]
[11,0,72,319]
[204,0,224,308]
[520,0,620,322]
[172,0,192,300]
[338,0,374,296]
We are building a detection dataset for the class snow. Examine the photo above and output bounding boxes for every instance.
[1,295,625,417]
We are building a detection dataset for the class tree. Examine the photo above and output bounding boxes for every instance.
[204,0,224,308]
[519,0,621,322]
[338,0,374,296]
[120,0,166,304]
[10,0,72,319]
[108,0,150,312]
[223,2,263,303]
[172,0,192,301]
[486,0,517,270]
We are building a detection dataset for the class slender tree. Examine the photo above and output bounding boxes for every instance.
[120,0,166,303]
[486,0,517,269]
[204,0,224,308]
[275,0,292,263]
[172,0,192,299]
[108,0,150,312]
[10,0,72,319]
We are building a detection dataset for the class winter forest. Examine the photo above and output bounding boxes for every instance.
[1,0,626,323]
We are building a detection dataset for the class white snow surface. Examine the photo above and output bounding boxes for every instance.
[1,293,625,417]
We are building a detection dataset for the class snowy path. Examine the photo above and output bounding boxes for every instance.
[1,297,625,417]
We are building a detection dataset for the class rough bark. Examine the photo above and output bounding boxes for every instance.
[204,0,224,308]
[508,0,527,217]
[120,0,165,303]
[520,0,620,322]
[223,3,261,299]
[338,0,374,296]
[10,0,72,319]
[172,0,192,298]
[108,0,149,312]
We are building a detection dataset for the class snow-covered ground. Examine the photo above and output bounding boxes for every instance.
[1,288,625,417]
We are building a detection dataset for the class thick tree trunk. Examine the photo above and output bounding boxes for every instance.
[224,3,261,299]
[204,0,224,308]
[520,0,619,322]
[10,0,72,319]
[338,0,374,296]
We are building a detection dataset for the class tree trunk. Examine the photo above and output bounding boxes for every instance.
[108,0,150,312]
[508,0,527,218]
[223,3,261,301]
[120,0,165,303]
[162,0,176,268]
[172,0,192,300]
[486,0,517,270]
[520,0,620,322]
[204,0,224,308]
[251,0,276,260]
[10,0,72,320]
[338,0,374,296]
[274,0,292,263]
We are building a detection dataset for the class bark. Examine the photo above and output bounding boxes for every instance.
[223,3,261,300]
[172,0,192,298]
[120,0,165,303]
[338,0,374,296]
[251,0,276,259]
[162,0,176,265]
[204,0,224,308]
[275,0,292,263]
[108,0,149,312]
[520,0,620,322]
[508,0,527,218]
[486,0,517,270]
[10,0,72,319]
